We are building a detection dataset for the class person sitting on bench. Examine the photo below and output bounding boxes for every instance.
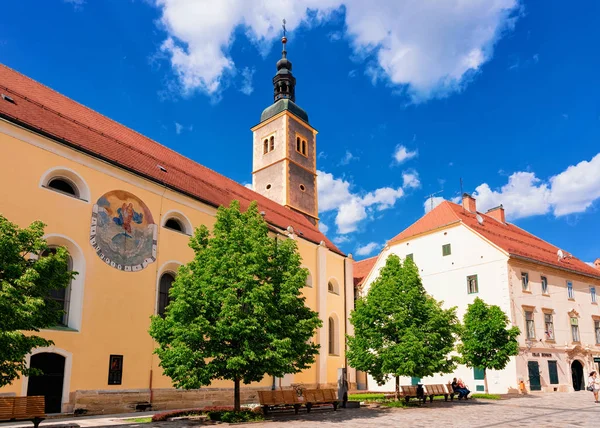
[451,378,470,399]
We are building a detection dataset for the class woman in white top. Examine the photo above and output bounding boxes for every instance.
[588,371,600,403]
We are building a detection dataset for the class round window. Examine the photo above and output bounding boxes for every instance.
[299,184,306,191]
[266,184,272,190]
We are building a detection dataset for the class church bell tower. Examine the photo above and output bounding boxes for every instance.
[251,21,319,225]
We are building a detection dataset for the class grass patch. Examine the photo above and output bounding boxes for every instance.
[471,393,501,400]
[124,417,152,423]
[381,400,408,408]
[348,393,386,401]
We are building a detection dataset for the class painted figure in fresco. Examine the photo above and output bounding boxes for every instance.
[113,202,143,235]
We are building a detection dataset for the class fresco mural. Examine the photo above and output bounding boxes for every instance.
[90,190,157,271]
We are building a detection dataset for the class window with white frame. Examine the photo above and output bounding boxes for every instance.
[41,247,72,326]
[521,272,529,291]
[591,286,597,303]
[525,310,535,340]
[467,275,478,294]
[567,281,574,299]
[544,313,554,340]
[541,276,548,294]
[595,320,600,345]
[571,317,580,342]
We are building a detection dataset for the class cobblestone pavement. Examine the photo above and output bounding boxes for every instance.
[2,392,599,428]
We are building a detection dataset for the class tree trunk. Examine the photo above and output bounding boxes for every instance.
[234,377,241,412]
[484,369,489,395]
[395,375,400,401]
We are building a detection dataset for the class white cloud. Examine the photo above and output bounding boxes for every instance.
[319,222,329,234]
[175,122,193,134]
[549,153,600,216]
[239,67,255,95]
[393,145,418,164]
[153,0,519,100]
[65,0,84,5]
[470,153,600,220]
[333,235,351,244]
[355,242,381,257]
[244,182,253,190]
[424,196,445,214]
[339,150,358,166]
[402,171,420,189]
[318,170,405,234]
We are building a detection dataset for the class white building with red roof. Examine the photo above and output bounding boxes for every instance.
[356,193,600,394]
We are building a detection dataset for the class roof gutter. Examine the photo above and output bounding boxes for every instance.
[509,254,600,281]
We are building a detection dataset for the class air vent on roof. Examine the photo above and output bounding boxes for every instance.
[157,165,167,172]
[476,214,484,225]
[1,93,15,104]
[260,211,266,216]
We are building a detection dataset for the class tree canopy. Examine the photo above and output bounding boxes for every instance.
[458,297,520,391]
[0,215,74,387]
[347,254,459,396]
[149,201,322,410]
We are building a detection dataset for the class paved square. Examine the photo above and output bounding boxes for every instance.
[251,392,599,427]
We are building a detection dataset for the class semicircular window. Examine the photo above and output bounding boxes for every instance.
[164,218,184,233]
[48,178,78,197]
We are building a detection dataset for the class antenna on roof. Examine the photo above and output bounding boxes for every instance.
[476,214,484,225]
[424,190,443,212]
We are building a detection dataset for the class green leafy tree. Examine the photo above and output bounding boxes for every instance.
[458,297,520,392]
[149,201,322,411]
[0,215,74,387]
[347,254,460,399]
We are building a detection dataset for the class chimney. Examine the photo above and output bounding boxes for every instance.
[462,193,476,213]
[486,205,506,224]
[594,258,600,271]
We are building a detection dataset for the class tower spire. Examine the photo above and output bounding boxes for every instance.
[273,18,296,103]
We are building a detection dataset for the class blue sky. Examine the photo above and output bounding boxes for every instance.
[1,0,599,262]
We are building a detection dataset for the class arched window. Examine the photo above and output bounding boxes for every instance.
[296,137,301,152]
[164,218,184,232]
[161,211,192,235]
[48,178,78,197]
[41,247,72,326]
[328,316,339,355]
[269,136,275,151]
[305,272,312,288]
[301,140,307,156]
[263,139,269,154]
[40,167,90,202]
[158,272,175,317]
[328,279,339,294]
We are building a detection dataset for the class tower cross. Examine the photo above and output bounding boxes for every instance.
[282,19,287,38]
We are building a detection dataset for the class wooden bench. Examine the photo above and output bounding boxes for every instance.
[258,389,339,415]
[400,385,426,403]
[258,390,302,415]
[303,389,339,413]
[0,396,46,428]
[423,384,450,402]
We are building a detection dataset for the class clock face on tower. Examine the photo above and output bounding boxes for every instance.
[90,190,157,272]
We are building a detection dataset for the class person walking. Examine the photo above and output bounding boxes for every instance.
[588,371,600,403]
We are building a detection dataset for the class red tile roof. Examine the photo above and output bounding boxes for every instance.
[354,256,377,287]
[389,201,600,279]
[0,64,343,255]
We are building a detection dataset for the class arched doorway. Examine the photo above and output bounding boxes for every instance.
[27,353,65,413]
[571,360,584,391]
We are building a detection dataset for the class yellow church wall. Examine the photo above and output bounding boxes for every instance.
[0,121,350,412]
